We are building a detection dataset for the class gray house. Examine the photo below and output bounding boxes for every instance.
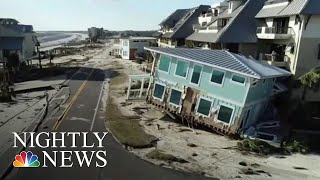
[186,0,266,57]
[158,5,211,48]
[0,18,38,63]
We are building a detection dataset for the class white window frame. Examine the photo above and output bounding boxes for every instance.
[152,82,166,101]
[190,64,203,86]
[209,68,225,87]
[158,55,172,74]
[174,59,190,79]
[195,96,213,118]
[230,74,246,86]
[123,50,128,57]
[216,103,235,125]
[123,40,129,46]
[169,87,183,107]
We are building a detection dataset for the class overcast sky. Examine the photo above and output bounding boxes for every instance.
[0,0,223,31]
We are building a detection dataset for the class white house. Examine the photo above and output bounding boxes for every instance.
[255,0,320,101]
[256,0,320,77]
[119,37,156,60]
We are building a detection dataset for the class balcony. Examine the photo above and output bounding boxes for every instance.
[261,54,289,68]
[193,24,221,33]
[256,27,293,40]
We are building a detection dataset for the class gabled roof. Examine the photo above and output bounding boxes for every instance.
[145,47,291,79]
[186,0,266,43]
[302,0,320,14]
[159,9,190,28]
[161,5,211,39]
[256,0,320,18]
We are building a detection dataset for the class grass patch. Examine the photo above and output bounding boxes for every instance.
[106,97,157,148]
[110,72,128,86]
[146,149,188,163]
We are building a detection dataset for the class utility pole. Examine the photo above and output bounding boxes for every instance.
[37,45,42,69]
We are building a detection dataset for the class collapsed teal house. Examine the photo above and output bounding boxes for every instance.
[127,47,291,138]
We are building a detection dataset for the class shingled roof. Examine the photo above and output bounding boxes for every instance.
[145,47,291,79]
[159,9,190,29]
[256,0,320,18]
[187,0,266,43]
[161,5,211,39]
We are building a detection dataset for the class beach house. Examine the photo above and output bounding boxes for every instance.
[158,5,211,48]
[0,18,38,63]
[255,0,320,77]
[128,47,291,137]
[186,0,266,56]
[119,37,156,60]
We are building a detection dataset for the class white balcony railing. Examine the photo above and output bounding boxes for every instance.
[261,54,290,67]
[256,27,294,39]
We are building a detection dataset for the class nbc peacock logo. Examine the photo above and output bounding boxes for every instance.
[13,151,40,168]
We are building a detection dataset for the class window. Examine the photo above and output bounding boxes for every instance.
[231,74,245,85]
[169,89,182,105]
[197,98,212,116]
[191,65,202,85]
[158,55,171,72]
[123,51,128,57]
[214,9,218,16]
[210,69,225,85]
[175,60,189,78]
[153,84,165,100]
[295,15,300,25]
[123,40,128,46]
[217,105,234,124]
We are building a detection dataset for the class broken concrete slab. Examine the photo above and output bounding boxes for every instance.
[12,75,66,93]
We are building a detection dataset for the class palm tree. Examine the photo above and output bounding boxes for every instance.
[299,66,320,101]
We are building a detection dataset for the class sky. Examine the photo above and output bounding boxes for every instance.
[0,0,223,31]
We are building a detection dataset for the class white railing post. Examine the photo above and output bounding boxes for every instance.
[139,78,145,98]
[127,78,132,99]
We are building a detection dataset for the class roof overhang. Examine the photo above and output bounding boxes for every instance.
[145,47,260,79]
[145,47,291,80]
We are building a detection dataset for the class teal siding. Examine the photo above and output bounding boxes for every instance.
[153,54,277,130]
[245,79,274,104]
[197,95,243,125]
[155,55,249,105]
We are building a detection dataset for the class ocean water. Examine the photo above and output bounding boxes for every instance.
[36,32,88,50]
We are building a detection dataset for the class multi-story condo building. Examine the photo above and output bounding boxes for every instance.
[158,5,211,48]
[255,0,320,78]
[186,0,266,56]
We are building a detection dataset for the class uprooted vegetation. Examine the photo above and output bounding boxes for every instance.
[146,149,188,164]
[237,139,309,155]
